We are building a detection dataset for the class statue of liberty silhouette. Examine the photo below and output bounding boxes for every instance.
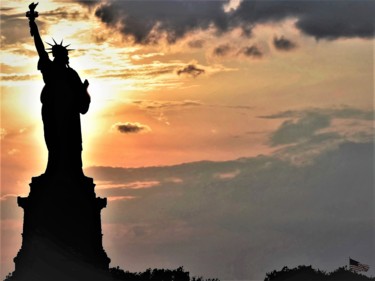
[28,2,91,178]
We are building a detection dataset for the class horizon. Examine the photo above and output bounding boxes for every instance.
[1,0,374,280]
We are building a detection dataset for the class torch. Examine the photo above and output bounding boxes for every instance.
[26,2,39,36]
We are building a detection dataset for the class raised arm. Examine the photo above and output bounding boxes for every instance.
[29,20,47,58]
[27,3,47,59]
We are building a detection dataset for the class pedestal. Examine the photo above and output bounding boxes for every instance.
[12,175,112,281]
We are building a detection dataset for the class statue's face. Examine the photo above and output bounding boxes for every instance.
[54,54,69,66]
[63,55,69,65]
[52,46,69,65]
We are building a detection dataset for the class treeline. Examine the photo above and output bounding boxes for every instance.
[265,265,375,281]
[4,267,218,281]
[110,266,219,281]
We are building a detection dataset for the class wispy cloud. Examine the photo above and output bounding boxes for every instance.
[0,74,39,81]
[261,107,374,121]
[133,100,203,110]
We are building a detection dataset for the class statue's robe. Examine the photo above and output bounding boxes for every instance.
[38,54,89,176]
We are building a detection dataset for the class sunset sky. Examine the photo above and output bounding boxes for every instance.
[1,0,374,279]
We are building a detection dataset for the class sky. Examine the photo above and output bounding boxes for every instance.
[0,0,374,280]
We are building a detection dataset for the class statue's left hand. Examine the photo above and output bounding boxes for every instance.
[83,79,89,89]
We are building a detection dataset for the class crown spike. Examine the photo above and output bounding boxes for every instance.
[64,44,71,48]
[46,42,53,46]
[52,38,57,45]
[60,39,63,46]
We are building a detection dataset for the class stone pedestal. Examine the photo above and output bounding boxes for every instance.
[12,175,111,281]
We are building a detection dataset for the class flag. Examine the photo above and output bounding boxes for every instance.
[350,258,370,272]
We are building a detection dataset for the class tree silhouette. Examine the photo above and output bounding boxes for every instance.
[265,265,375,281]
[5,266,219,281]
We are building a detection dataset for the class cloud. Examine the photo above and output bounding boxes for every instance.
[107,196,137,202]
[0,74,39,81]
[293,1,374,40]
[261,107,374,121]
[269,112,331,146]
[213,44,231,57]
[113,122,151,134]
[262,107,374,162]
[0,5,87,47]
[177,64,205,78]
[83,140,374,280]
[76,0,374,45]
[223,0,243,13]
[187,39,205,49]
[93,1,229,44]
[42,6,90,22]
[75,0,101,7]
[240,45,262,57]
[133,100,203,110]
[233,0,375,40]
[273,36,296,51]
[130,99,203,125]
[0,12,46,46]
[98,181,160,190]
[96,64,177,80]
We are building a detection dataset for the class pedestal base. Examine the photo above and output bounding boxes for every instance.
[12,175,112,281]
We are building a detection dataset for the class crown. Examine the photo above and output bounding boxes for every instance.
[46,39,74,57]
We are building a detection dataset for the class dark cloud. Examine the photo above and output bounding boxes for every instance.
[94,1,229,44]
[262,107,374,150]
[187,39,205,49]
[240,45,262,57]
[270,112,331,146]
[81,141,374,280]
[114,122,151,134]
[75,0,101,7]
[177,64,205,77]
[213,44,231,56]
[76,0,374,45]
[273,36,296,51]
[233,0,375,40]
[294,1,374,40]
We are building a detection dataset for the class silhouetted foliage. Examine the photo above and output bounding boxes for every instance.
[265,265,375,281]
[5,266,219,281]
[109,266,218,281]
